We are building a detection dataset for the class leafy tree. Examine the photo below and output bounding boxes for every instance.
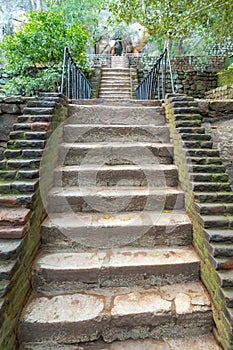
[1,9,89,95]
[108,0,233,41]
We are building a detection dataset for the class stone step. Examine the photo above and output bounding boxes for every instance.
[173,107,200,114]
[19,334,222,350]
[0,169,39,181]
[195,203,233,215]
[53,164,178,187]
[5,159,41,170]
[59,142,173,166]
[197,214,233,229]
[13,122,51,132]
[5,149,43,160]
[68,105,165,125]
[183,141,213,149]
[63,125,170,143]
[99,87,131,92]
[181,133,211,141]
[204,228,233,244]
[172,101,198,108]
[23,107,54,115]
[0,180,38,194]
[194,192,233,203]
[0,239,22,259]
[7,140,46,149]
[0,208,31,227]
[18,282,212,344]
[0,259,17,280]
[192,182,231,192]
[185,149,220,157]
[71,99,161,107]
[177,127,205,134]
[98,94,132,99]
[206,242,233,258]
[188,164,226,173]
[99,81,131,86]
[27,100,57,108]
[47,186,184,213]
[187,157,222,165]
[217,270,233,287]
[41,210,192,248]
[174,114,202,121]
[32,246,199,292]
[0,193,35,207]
[10,131,48,140]
[221,288,233,308]
[190,173,228,183]
[175,120,202,128]
[0,225,28,239]
[18,115,53,123]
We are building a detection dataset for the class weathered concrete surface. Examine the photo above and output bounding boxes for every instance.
[18,282,213,344]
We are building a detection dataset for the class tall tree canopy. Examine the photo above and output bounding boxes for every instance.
[109,0,233,40]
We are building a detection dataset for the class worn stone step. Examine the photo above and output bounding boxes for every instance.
[47,186,184,213]
[7,140,46,149]
[71,99,161,107]
[183,141,213,149]
[59,142,173,166]
[68,105,165,125]
[175,120,202,128]
[99,81,131,86]
[190,173,228,183]
[177,127,205,134]
[217,270,233,287]
[195,203,233,215]
[32,246,199,292]
[172,101,198,108]
[206,242,233,258]
[18,334,222,350]
[0,170,16,180]
[173,107,200,114]
[27,100,57,108]
[63,125,170,143]
[5,149,44,159]
[0,239,22,259]
[23,107,54,115]
[0,259,17,280]
[204,228,233,244]
[0,279,10,297]
[18,282,212,344]
[187,157,222,165]
[99,87,131,92]
[53,164,178,187]
[194,191,233,203]
[181,133,211,141]
[0,225,28,239]
[0,208,31,227]
[192,182,231,192]
[10,131,48,140]
[197,214,233,229]
[0,180,38,195]
[18,115,53,123]
[13,122,51,132]
[174,114,202,121]
[6,159,41,170]
[185,149,220,157]
[188,164,226,173]
[0,193,35,207]
[221,288,233,308]
[41,210,192,249]
[98,94,132,99]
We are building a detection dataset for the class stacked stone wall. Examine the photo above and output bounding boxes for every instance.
[205,85,233,99]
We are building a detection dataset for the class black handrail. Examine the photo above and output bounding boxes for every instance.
[136,48,175,100]
[60,47,92,99]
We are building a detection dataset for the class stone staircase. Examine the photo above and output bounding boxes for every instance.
[98,56,131,99]
[17,98,221,349]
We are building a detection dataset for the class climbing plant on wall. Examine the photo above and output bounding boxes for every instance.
[1,9,89,95]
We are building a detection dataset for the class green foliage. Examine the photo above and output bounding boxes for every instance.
[1,9,89,96]
[109,0,233,41]
[218,65,233,87]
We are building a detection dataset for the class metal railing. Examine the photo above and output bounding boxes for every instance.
[136,48,175,100]
[60,47,92,99]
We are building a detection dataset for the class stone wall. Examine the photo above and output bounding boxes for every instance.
[0,93,68,350]
[0,96,32,161]
[198,99,233,188]
[205,85,233,99]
